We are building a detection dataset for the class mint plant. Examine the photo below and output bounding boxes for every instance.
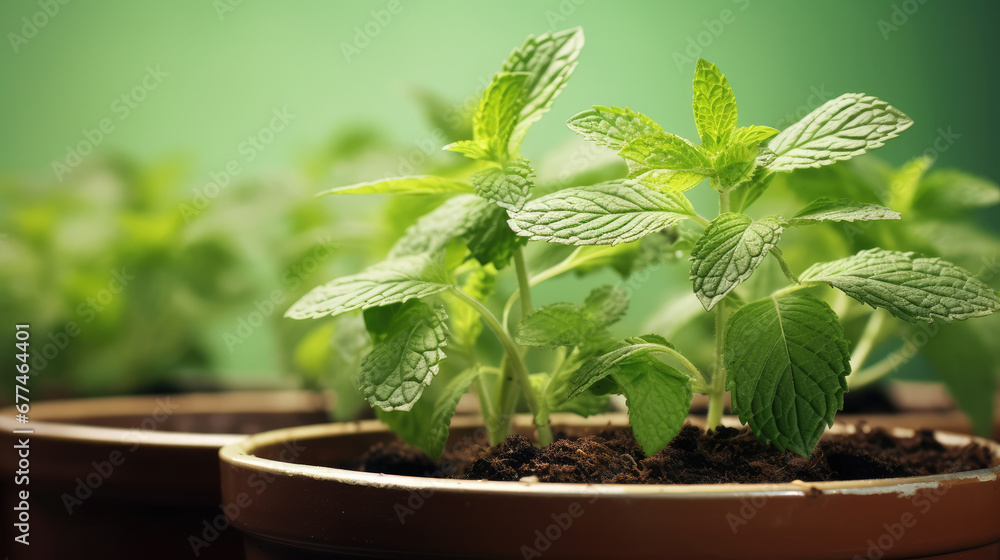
[763,155,1000,437]
[288,29,1000,459]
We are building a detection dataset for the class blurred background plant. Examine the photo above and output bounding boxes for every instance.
[1,1,997,430]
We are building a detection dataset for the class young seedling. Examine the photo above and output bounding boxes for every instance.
[288,29,1000,459]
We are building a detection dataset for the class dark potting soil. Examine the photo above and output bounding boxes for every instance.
[349,423,996,484]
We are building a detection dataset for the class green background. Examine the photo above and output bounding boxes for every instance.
[3,0,998,180]
[2,0,997,395]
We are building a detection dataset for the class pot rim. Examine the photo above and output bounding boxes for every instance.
[0,390,327,449]
[220,413,1000,499]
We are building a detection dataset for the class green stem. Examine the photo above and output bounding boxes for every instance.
[848,344,911,389]
[832,290,851,318]
[451,287,552,446]
[770,281,822,299]
[513,248,534,319]
[707,302,727,431]
[692,213,711,227]
[492,358,520,444]
[707,191,731,431]
[645,343,708,390]
[495,248,550,445]
[769,247,799,284]
[707,391,725,431]
[503,247,582,330]
[474,366,498,433]
[847,310,885,376]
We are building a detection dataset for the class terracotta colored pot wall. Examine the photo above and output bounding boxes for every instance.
[0,391,327,560]
[220,415,1000,560]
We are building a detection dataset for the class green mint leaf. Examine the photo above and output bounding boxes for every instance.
[375,366,480,458]
[583,285,630,326]
[690,213,784,310]
[692,58,738,152]
[619,133,713,180]
[516,303,589,347]
[390,195,485,258]
[626,333,673,348]
[786,197,901,227]
[473,72,528,161]
[285,253,450,319]
[503,27,585,151]
[632,168,707,193]
[552,387,610,417]
[728,167,776,213]
[567,336,680,398]
[508,180,694,246]
[727,125,780,146]
[360,300,449,411]
[448,263,496,348]
[470,158,535,211]
[515,285,628,347]
[725,295,851,456]
[566,105,665,151]
[462,201,527,269]
[767,93,913,173]
[886,155,933,213]
[712,126,780,188]
[922,320,998,438]
[612,357,693,454]
[442,139,493,161]
[914,169,1000,215]
[389,195,524,269]
[363,302,403,342]
[799,248,1000,323]
[319,176,473,196]
[533,373,611,418]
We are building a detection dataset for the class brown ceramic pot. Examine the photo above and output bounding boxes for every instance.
[219,414,1000,560]
[0,391,328,560]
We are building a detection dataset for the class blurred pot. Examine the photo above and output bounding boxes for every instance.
[691,388,1000,441]
[220,414,1000,559]
[0,391,328,560]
